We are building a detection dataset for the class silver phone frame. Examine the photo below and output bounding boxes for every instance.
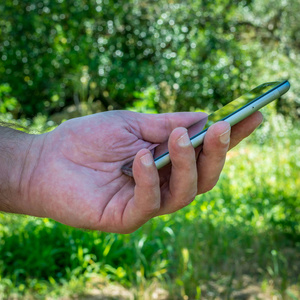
[121,80,290,176]
[154,80,290,170]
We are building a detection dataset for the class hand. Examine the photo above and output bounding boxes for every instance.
[3,110,262,233]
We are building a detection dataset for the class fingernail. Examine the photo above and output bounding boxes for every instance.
[140,153,153,166]
[219,128,231,144]
[177,131,191,147]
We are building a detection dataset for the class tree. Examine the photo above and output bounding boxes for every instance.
[0,0,298,118]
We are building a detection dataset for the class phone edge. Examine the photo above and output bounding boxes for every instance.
[154,80,290,170]
[121,80,290,176]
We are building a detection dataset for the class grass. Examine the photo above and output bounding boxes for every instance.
[0,109,299,299]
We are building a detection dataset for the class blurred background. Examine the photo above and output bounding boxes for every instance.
[0,0,299,299]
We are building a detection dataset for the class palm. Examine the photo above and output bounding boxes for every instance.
[29,110,262,233]
[30,111,184,231]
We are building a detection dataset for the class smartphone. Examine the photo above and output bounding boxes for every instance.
[122,80,290,177]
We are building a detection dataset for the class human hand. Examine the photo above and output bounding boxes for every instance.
[2,110,262,233]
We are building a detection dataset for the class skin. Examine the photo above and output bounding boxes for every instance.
[0,110,263,233]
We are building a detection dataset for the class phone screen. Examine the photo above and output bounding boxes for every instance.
[194,81,282,134]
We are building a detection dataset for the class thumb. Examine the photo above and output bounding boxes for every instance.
[135,112,208,144]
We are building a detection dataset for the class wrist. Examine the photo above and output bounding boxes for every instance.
[0,127,46,215]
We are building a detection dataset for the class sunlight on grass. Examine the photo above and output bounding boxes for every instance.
[0,112,299,299]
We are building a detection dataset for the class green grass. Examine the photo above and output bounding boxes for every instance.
[0,110,299,299]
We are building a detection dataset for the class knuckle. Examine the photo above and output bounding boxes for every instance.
[142,202,160,217]
[172,151,195,170]
[198,178,219,194]
[137,176,159,190]
[206,150,227,162]
[148,176,160,188]
[175,190,197,210]
[119,226,138,234]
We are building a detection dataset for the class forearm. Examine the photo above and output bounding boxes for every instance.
[0,126,35,213]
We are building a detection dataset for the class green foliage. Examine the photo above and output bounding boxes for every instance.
[1,0,298,118]
[236,0,300,118]
[0,1,299,299]
[0,84,19,115]
[0,113,299,299]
